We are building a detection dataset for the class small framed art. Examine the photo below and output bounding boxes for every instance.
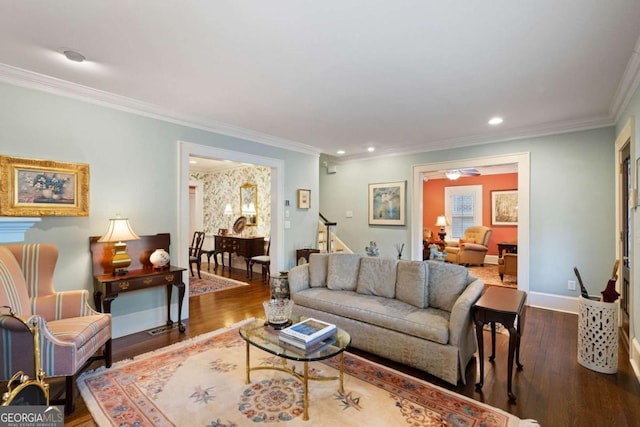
[297,189,310,209]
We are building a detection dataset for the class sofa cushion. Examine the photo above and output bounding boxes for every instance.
[308,253,329,288]
[292,288,450,344]
[396,261,428,308]
[427,261,469,311]
[327,254,362,291]
[356,257,397,298]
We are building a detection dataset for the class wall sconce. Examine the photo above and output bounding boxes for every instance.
[435,215,449,242]
[98,216,140,275]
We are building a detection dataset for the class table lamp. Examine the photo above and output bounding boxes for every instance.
[435,215,449,242]
[98,216,140,275]
[224,203,233,230]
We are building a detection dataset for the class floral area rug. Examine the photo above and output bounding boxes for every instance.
[77,320,539,427]
[467,264,517,288]
[189,271,249,297]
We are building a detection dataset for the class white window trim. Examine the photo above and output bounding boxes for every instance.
[444,185,483,240]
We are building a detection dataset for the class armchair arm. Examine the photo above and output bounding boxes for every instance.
[288,264,310,294]
[30,289,95,321]
[0,313,74,379]
[448,279,483,346]
[444,240,460,248]
[459,242,488,252]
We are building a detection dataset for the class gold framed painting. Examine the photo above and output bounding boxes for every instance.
[368,181,406,225]
[0,155,89,216]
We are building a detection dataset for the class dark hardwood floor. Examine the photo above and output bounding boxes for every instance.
[65,266,640,426]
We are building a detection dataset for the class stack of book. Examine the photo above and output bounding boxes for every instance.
[279,317,337,351]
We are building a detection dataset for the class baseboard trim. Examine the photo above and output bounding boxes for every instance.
[527,291,578,314]
[112,303,188,338]
[631,338,640,385]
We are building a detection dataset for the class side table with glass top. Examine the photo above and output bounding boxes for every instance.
[239,318,351,421]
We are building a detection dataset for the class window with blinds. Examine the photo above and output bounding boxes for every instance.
[451,194,475,238]
[444,185,483,239]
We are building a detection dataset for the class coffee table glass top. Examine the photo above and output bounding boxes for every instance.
[239,318,351,362]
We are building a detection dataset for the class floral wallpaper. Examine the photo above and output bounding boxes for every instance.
[190,165,271,243]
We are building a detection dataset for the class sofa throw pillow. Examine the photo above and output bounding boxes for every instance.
[395,260,428,308]
[308,253,329,288]
[427,260,469,311]
[356,257,398,298]
[327,253,362,291]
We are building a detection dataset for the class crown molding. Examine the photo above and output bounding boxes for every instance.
[336,114,615,163]
[611,34,640,122]
[0,63,322,157]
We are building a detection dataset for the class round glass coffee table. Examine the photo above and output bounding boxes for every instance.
[239,318,351,421]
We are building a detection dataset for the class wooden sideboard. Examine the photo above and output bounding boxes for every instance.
[89,233,186,333]
[211,235,265,276]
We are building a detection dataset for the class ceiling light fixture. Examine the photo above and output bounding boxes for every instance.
[488,116,503,125]
[63,50,86,63]
[367,147,375,152]
[445,170,462,180]
[336,150,345,155]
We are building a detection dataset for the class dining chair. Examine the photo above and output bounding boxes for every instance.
[249,239,270,283]
[189,231,206,279]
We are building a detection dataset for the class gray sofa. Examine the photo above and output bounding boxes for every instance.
[288,253,483,385]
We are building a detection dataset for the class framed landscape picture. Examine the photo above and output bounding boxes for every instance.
[368,181,406,225]
[0,155,89,216]
[491,190,518,225]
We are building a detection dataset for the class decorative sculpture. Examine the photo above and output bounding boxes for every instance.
[429,244,446,261]
[365,241,380,257]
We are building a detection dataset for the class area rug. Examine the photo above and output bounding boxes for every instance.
[467,264,517,288]
[189,271,249,296]
[77,320,539,426]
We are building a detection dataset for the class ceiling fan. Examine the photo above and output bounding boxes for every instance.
[444,168,481,180]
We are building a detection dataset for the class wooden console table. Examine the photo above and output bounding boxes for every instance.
[89,233,186,333]
[296,248,320,265]
[210,235,265,276]
[472,287,526,402]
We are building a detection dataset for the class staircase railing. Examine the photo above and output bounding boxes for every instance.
[319,213,337,253]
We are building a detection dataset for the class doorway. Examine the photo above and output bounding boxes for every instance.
[411,153,530,292]
[177,141,285,317]
[615,117,634,350]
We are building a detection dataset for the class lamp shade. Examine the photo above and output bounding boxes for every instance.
[223,204,233,215]
[435,215,449,227]
[97,218,140,243]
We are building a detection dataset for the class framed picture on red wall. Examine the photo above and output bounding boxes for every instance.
[491,190,518,225]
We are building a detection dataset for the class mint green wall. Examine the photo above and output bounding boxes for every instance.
[320,127,615,298]
[0,82,319,335]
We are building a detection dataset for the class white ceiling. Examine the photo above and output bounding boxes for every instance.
[1,1,640,161]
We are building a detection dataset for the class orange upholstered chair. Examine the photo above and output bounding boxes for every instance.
[0,243,112,414]
[444,226,492,266]
[498,253,518,282]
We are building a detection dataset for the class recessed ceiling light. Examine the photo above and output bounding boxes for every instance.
[336,150,345,155]
[488,117,503,125]
[189,160,197,164]
[63,50,86,63]
[367,147,375,152]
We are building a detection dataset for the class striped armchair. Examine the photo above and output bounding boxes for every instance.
[0,243,112,415]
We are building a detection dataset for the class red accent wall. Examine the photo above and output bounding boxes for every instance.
[422,173,517,256]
